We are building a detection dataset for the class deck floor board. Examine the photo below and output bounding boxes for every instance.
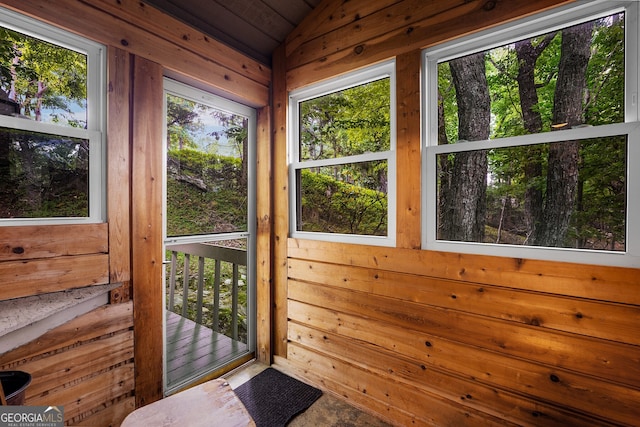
[166,311,250,392]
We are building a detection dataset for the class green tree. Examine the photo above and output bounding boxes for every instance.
[299,78,390,191]
[438,12,625,250]
[166,94,202,150]
[1,27,86,125]
[1,27,89,217]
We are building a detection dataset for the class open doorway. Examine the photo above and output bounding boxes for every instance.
[162,79,256,394]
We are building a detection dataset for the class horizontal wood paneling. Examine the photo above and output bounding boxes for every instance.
[74,396,135,427]
[33,364,134,422]
[288,239,640,305]
[285,0,398,56]
[288,258,640,346]
[275,354,423,426]
[0,303,134,427]
[287,344,515,427]
[0,0,269,107]
[284,240,640,425]
[0,224,109,298]
[0,223,108,261]
[0,254,109,300]
[288,280,639,387]
[287,0,460,69]
[285,0,575,89]
[24,331,134,398]
[288,300,639,426]
[0,302,133,363]
[288,322,610,427]
[92,0,270,87]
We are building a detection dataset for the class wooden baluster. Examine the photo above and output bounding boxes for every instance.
[168,251,178,311]
[212,259,221,332]
[232,263,239,341]
[182,253,190,317]
[196,256,205,324]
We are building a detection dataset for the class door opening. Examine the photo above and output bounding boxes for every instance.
[162,79,256,394]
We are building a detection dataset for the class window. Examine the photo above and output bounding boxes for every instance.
[289,61,396,246]
[424,1,639,267]
[0,7,105,224]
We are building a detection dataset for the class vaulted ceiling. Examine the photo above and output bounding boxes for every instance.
[142,0,321,66]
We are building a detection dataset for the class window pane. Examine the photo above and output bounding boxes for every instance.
[297,160,388,236]
[0,26,88,128]
[438,12,624,145]
[437,136,627,251]
[299,77,390,161]
[166,94,249,237]
[0,127,89,218]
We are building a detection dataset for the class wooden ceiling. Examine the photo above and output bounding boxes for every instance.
[142,0,321,65]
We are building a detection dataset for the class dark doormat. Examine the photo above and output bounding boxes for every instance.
[233,368,322,426]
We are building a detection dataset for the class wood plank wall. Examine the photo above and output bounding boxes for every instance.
[274,0,640,425]
[285,240,640,426]
[0,303,135,426]
[0,0,271,425]
[0,224,109,299]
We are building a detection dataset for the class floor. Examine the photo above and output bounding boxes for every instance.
[165,311,249,393]
[224,362,393,427]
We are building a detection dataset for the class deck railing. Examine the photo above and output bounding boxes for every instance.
[165,242,247,341]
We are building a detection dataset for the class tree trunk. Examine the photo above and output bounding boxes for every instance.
[515,36,553,243]
[436,91,450,238]
[440,53,490,242]
[532,21,594,246]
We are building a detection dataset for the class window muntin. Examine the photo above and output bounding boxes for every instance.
[424,1,639,267]
[0,7,104,224]
[290,61,396,245]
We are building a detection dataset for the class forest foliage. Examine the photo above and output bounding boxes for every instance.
[0,25,89,218]
[437,12,626,251]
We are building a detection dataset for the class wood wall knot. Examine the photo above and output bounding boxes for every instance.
[12,247,25,254]
[120,39,129,47]
[528,317,541,326]
[483,1,497,11]
[354,45,365,55]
